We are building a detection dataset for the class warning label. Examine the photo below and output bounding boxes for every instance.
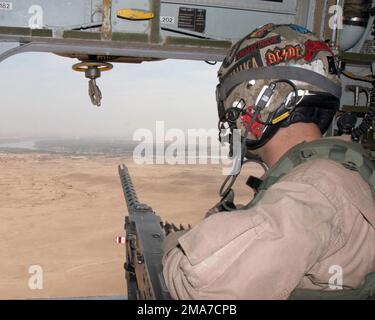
[178,7,206,33]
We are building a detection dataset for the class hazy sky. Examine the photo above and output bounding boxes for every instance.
[0,52,219,139]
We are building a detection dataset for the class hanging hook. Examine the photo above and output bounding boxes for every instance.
[72,61,113,107]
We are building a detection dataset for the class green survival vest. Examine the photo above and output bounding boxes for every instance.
[245,138,375,300]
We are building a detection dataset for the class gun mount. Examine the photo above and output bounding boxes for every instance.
[118,164,172,300]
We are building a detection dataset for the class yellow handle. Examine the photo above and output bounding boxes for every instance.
[117,9,154,21]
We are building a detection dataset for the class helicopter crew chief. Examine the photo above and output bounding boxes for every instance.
[162,24,375,300]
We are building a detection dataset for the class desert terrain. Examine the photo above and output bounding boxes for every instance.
[0,152,263,299]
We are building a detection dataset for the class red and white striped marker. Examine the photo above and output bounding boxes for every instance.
[116,236,126,244]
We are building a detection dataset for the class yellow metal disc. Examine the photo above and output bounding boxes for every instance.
[72,61,113,72]
[117,9,154,21]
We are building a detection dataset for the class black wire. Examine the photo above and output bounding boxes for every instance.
[351,81,375,142]
[72,23,103,30]
[205,61,218,65]
[219,175,238,197]
[243,157,268,172]
[217,99,246,136]
[254,79,299,125]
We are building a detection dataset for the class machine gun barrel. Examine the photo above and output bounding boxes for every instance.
[119,164,140,210]
[118,164,172,300]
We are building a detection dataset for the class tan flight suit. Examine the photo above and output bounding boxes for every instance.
[162,146,375,299]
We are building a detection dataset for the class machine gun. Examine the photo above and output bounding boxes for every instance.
[118,164,172,300]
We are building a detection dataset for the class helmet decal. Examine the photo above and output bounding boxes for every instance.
[228,51,264,76]
[247,23,276,39]
[288,24,312,34]
[222,40,242,68]
[266,45,304,66]
[236,36,281,62]
[304,40,334,62]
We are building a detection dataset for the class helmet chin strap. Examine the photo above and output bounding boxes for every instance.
[245,121,283,151]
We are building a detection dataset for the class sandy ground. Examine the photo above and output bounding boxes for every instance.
[0,152,263,299]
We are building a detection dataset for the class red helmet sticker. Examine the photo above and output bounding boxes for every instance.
[304,40,333,62]
[248,23,276,39]
[235,36,281,61]
[242,110,263,139]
